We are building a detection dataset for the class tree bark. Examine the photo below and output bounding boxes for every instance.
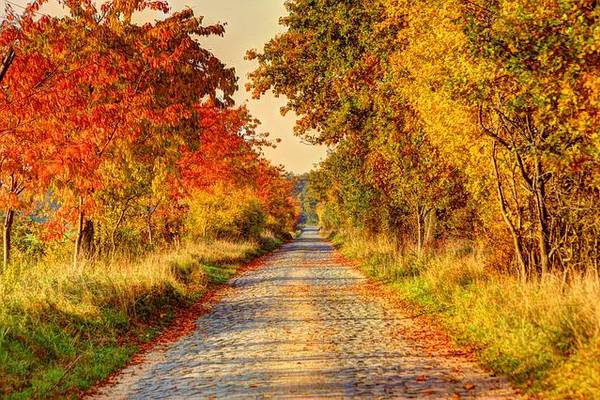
[424,210,435,247]
[491,142,528,277]
[73,207,84,269]
[145,201,160,246]
[81,220,94,258]
[415,205,432,253]
[416,207,422,252]
[416,205,425,253]
[0,47,15,83]
[147,213,153,246]
[111,207,127,254]
[3,209,14,269]
[533,155,550,276]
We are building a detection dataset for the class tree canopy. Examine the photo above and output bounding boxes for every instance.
[249,0,600,277]
[0,0,299,267]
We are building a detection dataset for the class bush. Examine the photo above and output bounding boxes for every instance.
[185,185,267,241]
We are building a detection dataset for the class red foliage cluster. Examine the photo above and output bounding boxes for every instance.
[0,0,298,265]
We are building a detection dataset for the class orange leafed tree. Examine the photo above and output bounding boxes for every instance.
[0,0,298,268]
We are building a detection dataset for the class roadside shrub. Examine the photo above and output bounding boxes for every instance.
[185,185,266,241]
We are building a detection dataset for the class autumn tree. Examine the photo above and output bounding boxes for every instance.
[33,1,240,266]
[0,3,58,268]
[389,0,600,275]
[0,0,298,269]
[253,0,600,277]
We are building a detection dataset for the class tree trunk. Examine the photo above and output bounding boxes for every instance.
[0,47,15,83]
[81,220,94,258]
[146,202,160,246]
[73,208,84,269]
[533,155,550,276]
[491,142,527,276]
[424,209,435,248]
[3,209,14,269]
[111,208,127,254]
[147,213,153,246]
[95,221,103,258]
[416,206,423,253]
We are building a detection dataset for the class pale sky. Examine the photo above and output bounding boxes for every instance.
[14,0,327,174]
[178,1,327,174]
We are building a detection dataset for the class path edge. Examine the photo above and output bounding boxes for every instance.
[82,242,284,398]
[324,233,525,399]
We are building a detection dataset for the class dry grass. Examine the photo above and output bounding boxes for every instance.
[0,237,279,399]
[333,228,600,398]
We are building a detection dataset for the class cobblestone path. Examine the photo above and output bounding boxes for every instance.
[91,227,518,399]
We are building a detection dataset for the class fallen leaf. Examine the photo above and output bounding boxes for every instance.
[464,383,476,391]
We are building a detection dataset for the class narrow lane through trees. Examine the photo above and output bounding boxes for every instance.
[91,228,517,399]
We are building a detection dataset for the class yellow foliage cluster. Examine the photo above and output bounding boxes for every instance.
[273,0,599,276]
[184,185,266,241]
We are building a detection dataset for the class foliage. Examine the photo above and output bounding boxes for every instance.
[250,0,600,275]
[185,186,266,241]
[0,0,298,268]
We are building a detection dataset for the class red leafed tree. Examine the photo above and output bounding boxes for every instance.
[29,0,240,266]
[0,0,297,268]
[175,105,270,194]
[0,3,58,268]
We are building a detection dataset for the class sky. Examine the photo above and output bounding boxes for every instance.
[13,0,328,174]
[174,0,327,174]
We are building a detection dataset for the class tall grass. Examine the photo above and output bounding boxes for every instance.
[0,237,280,399]
[332,228,600,399]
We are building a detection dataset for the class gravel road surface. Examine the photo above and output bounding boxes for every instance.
[90,227,517,399]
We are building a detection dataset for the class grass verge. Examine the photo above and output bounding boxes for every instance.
[0,236,281,399]
[331,228,600,399]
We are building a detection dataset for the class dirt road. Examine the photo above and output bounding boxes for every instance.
[91,227,518,399]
